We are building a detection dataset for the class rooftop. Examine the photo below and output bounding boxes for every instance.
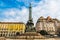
[0,22,24,24]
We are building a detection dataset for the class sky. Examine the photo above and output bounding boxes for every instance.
[0,0,60,25]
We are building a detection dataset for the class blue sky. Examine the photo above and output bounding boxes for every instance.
[0,0,40,8]
[0,0,60,25]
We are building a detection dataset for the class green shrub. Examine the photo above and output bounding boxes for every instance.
[39,30,48,35]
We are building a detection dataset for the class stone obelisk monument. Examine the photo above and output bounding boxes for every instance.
[25,3,34,32]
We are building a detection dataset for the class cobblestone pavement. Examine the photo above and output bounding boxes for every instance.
[6,38,60,40]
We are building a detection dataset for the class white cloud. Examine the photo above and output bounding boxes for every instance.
[4,9,16,17]
[2,7,28,23]
[32,0,60,24]
[1,0,60,26]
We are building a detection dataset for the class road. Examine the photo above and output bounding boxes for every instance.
[6,38,60,40]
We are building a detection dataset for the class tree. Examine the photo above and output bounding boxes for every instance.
[57,28,60,36]
[39,30,48,35]
[16,32,20,36]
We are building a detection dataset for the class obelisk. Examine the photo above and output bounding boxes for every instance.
[25,3,34,32]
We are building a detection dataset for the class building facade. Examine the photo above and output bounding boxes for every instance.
[0,22,25,37]
[36,16,60,34]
